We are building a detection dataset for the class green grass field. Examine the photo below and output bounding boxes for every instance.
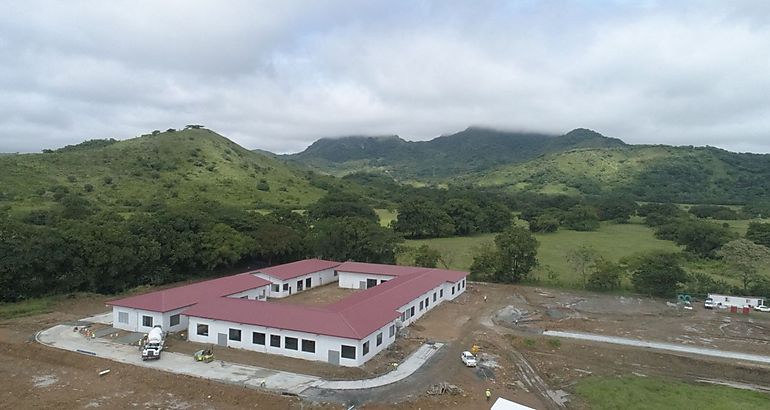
[374,208,397,227]
[575,375,769,410]
[0,297,58,320]
[401,222,681,286]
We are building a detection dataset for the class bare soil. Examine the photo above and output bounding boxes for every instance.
[2,282,770,409]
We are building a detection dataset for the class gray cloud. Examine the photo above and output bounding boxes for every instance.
[1,0,769,154]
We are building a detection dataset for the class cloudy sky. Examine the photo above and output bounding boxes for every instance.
[1,0,769,154]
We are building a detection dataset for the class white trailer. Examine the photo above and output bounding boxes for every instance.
[707,294,765,308]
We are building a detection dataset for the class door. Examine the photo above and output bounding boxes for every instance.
[359,281,366,290]
[297,280,303,292]
[217,333,227,347]
[327,350,340,365]
[305,277,312,289]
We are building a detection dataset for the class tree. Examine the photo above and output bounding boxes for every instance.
[392,199,454,238]
[716,239,770,293]
[479,202,512,233]
[566,246,599,288]
[412,245,441,268]
[631,252,688,297]
[596,196,638,223]
[746,222,770,248]
[308,192,377,222]
[309,217,403,263]
[469,242,499,280]
[199,223,255,270]
[675,221,736,258]
[443,199,481,235]
[586,259,622,291]
[563,205,600,231]
[493,226,539,283]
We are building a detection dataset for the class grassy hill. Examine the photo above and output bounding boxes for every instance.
[0,128,326,214]
[476,145,770,204]
[285,127,626,180]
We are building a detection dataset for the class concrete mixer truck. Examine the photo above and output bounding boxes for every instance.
[141,325,165,361]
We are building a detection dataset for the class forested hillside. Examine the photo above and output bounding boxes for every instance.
[477,145,770,204]
[285,127,626,180]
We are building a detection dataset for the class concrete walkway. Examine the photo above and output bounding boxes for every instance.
[544,330,770,365]
[36,322,443,395]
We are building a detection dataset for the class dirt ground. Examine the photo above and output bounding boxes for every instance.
[2,283,770,409]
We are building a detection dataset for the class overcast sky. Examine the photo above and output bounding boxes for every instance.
[1,1,769,154]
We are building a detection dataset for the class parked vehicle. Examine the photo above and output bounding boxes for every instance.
[461,351,477,367]
[141,326,164,361]
[754,305,770,313]
[704,298,715,309]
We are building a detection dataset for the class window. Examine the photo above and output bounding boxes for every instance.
[452,286,455,295]
[118,311,128,324]
[425,297,429,307]
[419,301,424,311]
[366,278,378,288]
[400,312,405,321]
[305,277,312,288]
[283,283,289,291]
[433,293,437,302]
[240,295,248,299]
[376,333,383,346]
[440,289,444,298]
[410,306,415,316]
[170,314,180,327]
[285,337,299,350]
[341,345,356,359]
[302,339,316,353]
[142,315,153,327]
[363,341,370,356]
[463,279,466,288]
[334,270,338,276]
[228,328,241,341]
[389,325,395,338]
[272,284,280,292]
[197,323,209,336]
[270,334,281,347]
[252,332,265,345]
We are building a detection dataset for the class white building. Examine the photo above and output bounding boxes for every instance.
[252,259,340,298]
[707,293,765,308]
[108,259,468,367]
[107,273,271,333]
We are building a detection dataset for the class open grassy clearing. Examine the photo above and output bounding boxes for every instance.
[374,208,397,227]
[401,222,681,286]
[575,375,769,410]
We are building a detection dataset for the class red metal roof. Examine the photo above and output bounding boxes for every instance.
[106,273,271,313]
[335,261,427,277]
[184,264,467,340]
[255,259,341,281]
[183,298,381,339]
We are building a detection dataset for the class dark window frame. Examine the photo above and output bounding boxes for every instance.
[341,345,356,359]
[196,323,209,336]
[170,314,180,327]
[270,334,281,347]
[142,315,153,327]
[228,328,242,341]
[301,339,316,353]
[363,340,370,356]
[252,332,265,345]
[376,332,383,346]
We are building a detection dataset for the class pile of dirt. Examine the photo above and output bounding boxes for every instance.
[426,382,464,396]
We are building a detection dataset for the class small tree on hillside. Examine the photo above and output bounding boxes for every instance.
[631,252,688,297]
[717,239,770,293]
[412,244,441,268]
[566,245,599,288]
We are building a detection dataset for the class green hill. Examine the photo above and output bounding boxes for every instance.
[0,128,325,214]
[477,145,770,204]
[285,127,626,180]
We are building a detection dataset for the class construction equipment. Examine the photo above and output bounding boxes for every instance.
[471,344,481,355]
[193,347,215,363]
[141,326,164,361]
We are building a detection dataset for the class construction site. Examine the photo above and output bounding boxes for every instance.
[2,280,770,409]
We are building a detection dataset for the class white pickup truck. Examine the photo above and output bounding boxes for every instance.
[461,351,477,367]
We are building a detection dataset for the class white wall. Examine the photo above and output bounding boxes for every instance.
[395,276,467,327]
[256,268,338,298]
[112,306,188,333]
[227,285,270,301]
[186,315,398,367]
[709,294,764,307]
[338,271,395,289]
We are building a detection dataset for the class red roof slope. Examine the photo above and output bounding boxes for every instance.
[255,259,341,281]
[183,298,380,339]
[107,273,271,313]
[335,261,426,277]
